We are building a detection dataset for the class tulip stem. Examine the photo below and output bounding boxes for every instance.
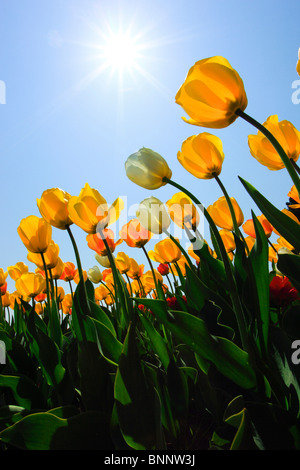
[40,252,51,310]
[213,173,240,237]
[141,245,161,296]
[235,109,300,196]
[163,177,249,351]
[66,226,84,283]
[291,159,300,176]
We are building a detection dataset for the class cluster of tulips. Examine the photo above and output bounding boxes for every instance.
[1,55,300,451]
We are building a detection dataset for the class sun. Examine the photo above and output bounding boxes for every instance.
[100,31,141,74]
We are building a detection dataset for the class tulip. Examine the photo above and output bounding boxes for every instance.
[242,215,273,239]
[27,240,60,269]
[17,215,52,254]
[219,229,236,253]
[60,262,76,282]
[35,302,44,315]
[125,147,172,190]
[120,218,152,248]
[15,272,46,299]
[127,258,144,280]
[148,238,182,264]
[37,188,73,230]
[51,257,65,280]
[74,269,87,285]
[166,191,200,230]
[86,228,122,256]
[297,48,300,76]
[68,183,124,234]
[248,115,300,171]
[288,184,300,209]
[7,262,28,281]
[175,56,248,129]
[2,291,11,308]
[136,197,170,234]
[87,265,103,284]
[95,284,109,302]
[270,275,299,308]
[95,254,113,268]
[142,269,163,292]
[207,196,244,231]
[115,252,131,274]
[177,133,225,179]
[157,263,169,276]
[0,268,8,287]
[61,293,73,315]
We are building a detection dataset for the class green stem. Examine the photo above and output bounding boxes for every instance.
[235,109,300,196]
[163,176,249,351]
[66,226,84,282]
[141,245,160,296]
[213,173,240,237]
[40,252,51,310]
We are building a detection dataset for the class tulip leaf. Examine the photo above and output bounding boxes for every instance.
[0,374,45,410]
[138,309,170,370]
[0,410,113,450]
[277,252,300,293]
[134,298,256,389]
[239,177,300,252]
[114,322,162,450]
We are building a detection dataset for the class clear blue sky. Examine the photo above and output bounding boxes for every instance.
[1,0,300,294]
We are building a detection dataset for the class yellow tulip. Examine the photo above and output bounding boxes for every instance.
[166,191,200,230]
[68,183,124,234]
[61,294,73,315]
[2,291,11,308]
[17,215,52,254]
[37,188,73,230]
[125,147,172,190]
[207,196,244,231]
[15,272,46,299]
[288,184,300,209]
[297,48,300,76]
[177,133,224,179]
[115,252,131,274]
[27,240,60,269]
[87,265,103,284]
[136,197,170,235]
[219,229,236,253]
[0,268,8,287]
[51,257,65,280]
[248,115,300,171]
[141,270,163,292]
[127,258,144,280]
[148,238,182,264]
[95,284,109,302]
[175,56,248,129]
[7,262,28,281]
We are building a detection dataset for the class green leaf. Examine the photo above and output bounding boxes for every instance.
[0,410,113,450]
[0,374,45,409]
[135,298,256,389]
[138,310,170,370]
[277,252,300,293]
[114,322,162,450]
[239,177,300,252]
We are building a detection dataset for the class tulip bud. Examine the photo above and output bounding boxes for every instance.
[87,265,103,284]
[136,197,170,234]
[125,147,172,190]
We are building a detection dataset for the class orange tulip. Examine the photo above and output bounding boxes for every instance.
[148,238,182,264]
[60,262,76,282]
[288,184,300,209]
[120,218,152,248]
[37,188,73,230]
[166,192,200,230]
[242,215,273,239]
[86,228,122,256]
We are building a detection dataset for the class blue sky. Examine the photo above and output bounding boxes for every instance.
[1,0,300,294]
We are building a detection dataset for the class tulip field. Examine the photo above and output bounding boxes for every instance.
[1,55,300,451]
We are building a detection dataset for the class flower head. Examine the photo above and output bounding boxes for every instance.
[68,183,123,234]
[136,197,170,235]
[17,215,52,254]
[125,147,172,189]
[27,240,60,269]
[148,238,182,264]
[242,215,273,239]
[15,272,46,299]
[86,228,122,256]
[175,56,247,129]
[7,262,29,281]
[248,115,300,170]
[270,275,299,308]
[87,265,103,284]
[166,191,200,230]
[177,133,224,179]
[120,218,152,248]
[207,196,244,231]
[37,188,73,230]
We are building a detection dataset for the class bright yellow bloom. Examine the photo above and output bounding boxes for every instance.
[74,269,87,285]
[219,229,236,253]
[95,284,109,302]
[18,215,52,254]
[2,291,11,308]
[207,196,244,231]
[7,262,28,281]
[141,270,163,292]
[248,115,300,170]
[0,268,8,287]
[37,188,73,230]
[175,56,248,129]
[148,238,182,264]
[15,272,46,299]
[68,183,124,234]
[177,133,224,179]
[115,252,131,274]
[136,197,170,235]
[127,258,144,280]
[166,191,200,230]
[288,185,300,209]
[125,147,172,189]
[27,240,60,269]
[51,257,65,280]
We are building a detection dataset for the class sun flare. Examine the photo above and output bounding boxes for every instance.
[101,31,141,73]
